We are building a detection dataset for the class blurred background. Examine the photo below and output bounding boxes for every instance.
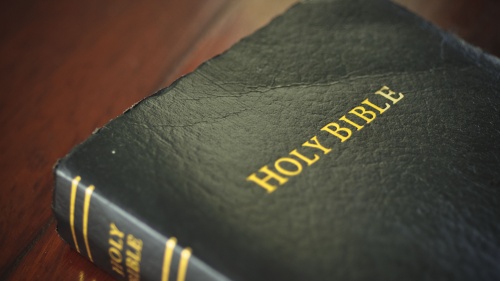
[0,0,498,280]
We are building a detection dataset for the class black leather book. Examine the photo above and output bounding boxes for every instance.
[53,0,500,280]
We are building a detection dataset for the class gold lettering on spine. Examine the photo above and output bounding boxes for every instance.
[128,272,140,281]
[161,237,177,281]
[321,122,352,142]
[247,166,288,193]
[302,136,332,154]
[375,85,404,104]
[83,185,95,262]
[109,247,122,260]
[110,223,125,240]
[127,234,143,251]
[339,115,364,130]
[126,234,143,281]
[177,248,192,281]
[274,157,303,176]
[109,222,125,276]
[109,237,124,251]
[126,251,140,270]
[110,258,123,277]
[70,176,81,253]
[108,223,144,279]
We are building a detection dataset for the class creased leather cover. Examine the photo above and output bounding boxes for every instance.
[53,0,500,280]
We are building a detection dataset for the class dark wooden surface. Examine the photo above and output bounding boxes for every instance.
[0,0,498,280]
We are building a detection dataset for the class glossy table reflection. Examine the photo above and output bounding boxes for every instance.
[0,0,498,280]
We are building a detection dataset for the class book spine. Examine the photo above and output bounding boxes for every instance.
[53,167,228,281]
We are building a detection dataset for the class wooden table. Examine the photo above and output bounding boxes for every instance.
[1,0,499,280]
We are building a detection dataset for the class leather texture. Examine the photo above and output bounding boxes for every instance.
[54,0,500,280]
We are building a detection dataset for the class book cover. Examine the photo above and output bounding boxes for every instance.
[53,0,500,280]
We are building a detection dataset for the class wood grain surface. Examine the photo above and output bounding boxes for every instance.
[0,0,498,280]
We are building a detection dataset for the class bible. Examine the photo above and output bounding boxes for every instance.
[53,0,500,280]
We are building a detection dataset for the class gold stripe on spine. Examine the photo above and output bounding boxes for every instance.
[161,237,177,281]
[70,176,81,253]
[83,185,95,262]
[177,248,192,281]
